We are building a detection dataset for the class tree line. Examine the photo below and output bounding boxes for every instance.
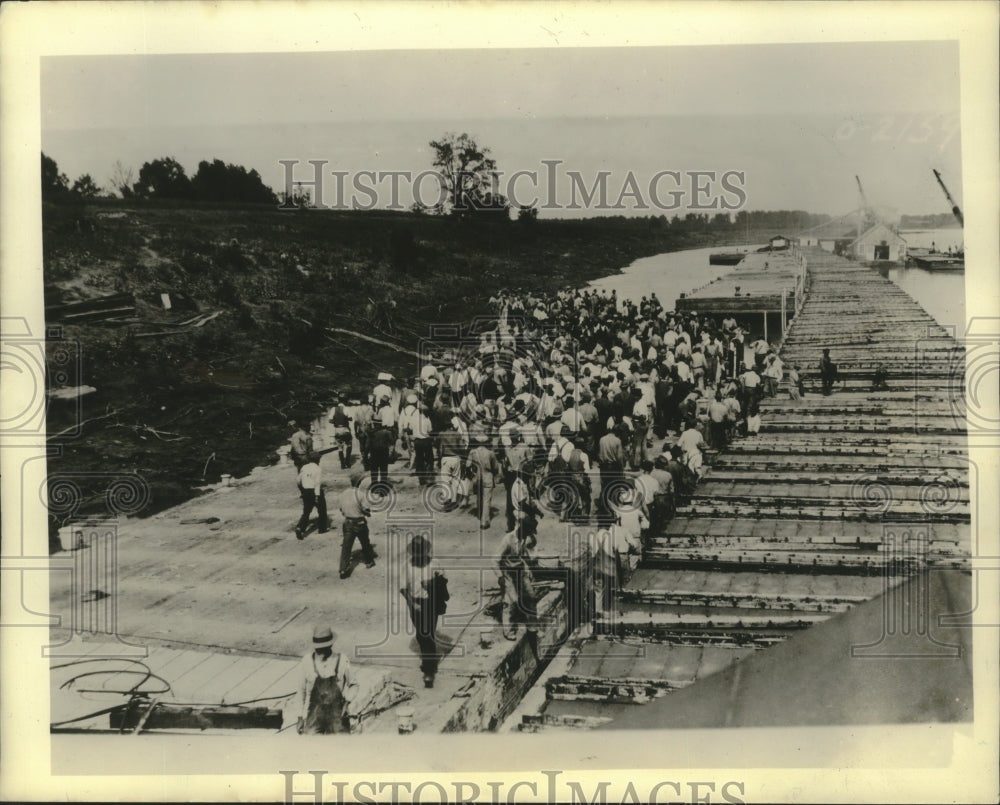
[42,134,835,233]
[41,153,277,204]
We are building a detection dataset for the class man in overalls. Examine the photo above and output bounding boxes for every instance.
[294,625,358,734]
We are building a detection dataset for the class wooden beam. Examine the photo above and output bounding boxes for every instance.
[109,702,283,731]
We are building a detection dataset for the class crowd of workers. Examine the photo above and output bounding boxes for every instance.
[285,285,815,729]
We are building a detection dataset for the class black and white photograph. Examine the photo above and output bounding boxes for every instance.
[1,2,998,802]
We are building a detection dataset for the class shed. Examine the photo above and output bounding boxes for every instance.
[796,216,859,254]
[851,222,907,262]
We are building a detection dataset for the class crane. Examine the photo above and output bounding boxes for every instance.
[854,174,876,236]
[932,169,964,227]
[855,174,870,214]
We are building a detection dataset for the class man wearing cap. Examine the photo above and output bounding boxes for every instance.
[293,625,358,734]
[338,470,377,578]
[295,458,330,539]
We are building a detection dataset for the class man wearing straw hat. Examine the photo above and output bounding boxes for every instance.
[293,625,358,734]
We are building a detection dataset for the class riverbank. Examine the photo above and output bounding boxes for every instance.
[43,202,789,525]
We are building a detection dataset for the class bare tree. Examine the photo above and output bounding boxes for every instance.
[110,160,135,199]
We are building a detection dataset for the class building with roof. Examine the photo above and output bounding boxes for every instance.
[797,211,906,263]
[796,214,860,255]
[851,221,907,263]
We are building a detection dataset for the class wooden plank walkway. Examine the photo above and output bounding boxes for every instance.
[518,247,972,730]
[50,642,301,730]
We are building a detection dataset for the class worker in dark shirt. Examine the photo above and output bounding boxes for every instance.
[289,420,316,470]
[352,398,374,470]
[329,401,353,469]
[820,348,839,396]
[368,424,395,486]
[665,445,694,505]
[872,363,889,391]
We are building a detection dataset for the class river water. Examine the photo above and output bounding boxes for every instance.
[588,244,761,311]
[592,231,966,332]
[886,228,966,332]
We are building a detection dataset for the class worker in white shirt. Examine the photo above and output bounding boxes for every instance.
[616,488,649,549]
[762,352,784,398]
[548,425,575,467]
[677,421,707,479]
[295,460,330,539]
[591,517,640,617]
[675,358,692,384]
[372,372,393,405]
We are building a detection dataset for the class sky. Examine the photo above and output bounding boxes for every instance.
[40,41,963,218]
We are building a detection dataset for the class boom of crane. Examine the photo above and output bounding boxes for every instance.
[932,168,964,228]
